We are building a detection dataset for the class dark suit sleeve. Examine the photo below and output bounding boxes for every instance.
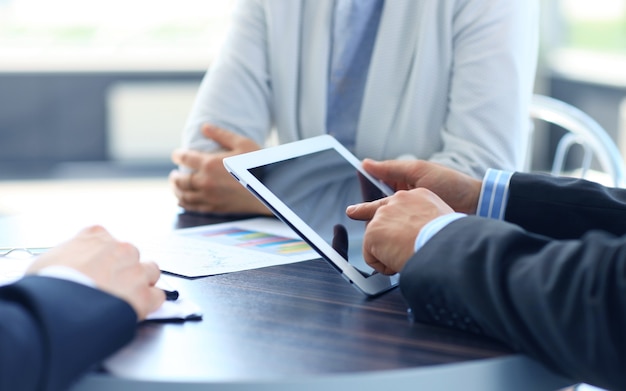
[400,216,626,391]
[0,276,137,391]
[505,172,626,239]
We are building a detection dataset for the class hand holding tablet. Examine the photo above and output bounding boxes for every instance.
[223,135,399,296]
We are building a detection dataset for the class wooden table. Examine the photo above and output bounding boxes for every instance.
[0,178,572,390]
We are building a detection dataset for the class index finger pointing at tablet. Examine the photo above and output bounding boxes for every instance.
[346,199,387,221]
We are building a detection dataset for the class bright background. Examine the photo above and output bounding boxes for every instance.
[0,0,624,183]
[0,0,234,71]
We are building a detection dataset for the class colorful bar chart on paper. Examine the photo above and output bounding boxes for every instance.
[186,226,315,257]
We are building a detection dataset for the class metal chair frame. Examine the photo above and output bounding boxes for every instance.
[529,94,626,187]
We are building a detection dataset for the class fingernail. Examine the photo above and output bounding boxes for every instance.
[346,205,356,213]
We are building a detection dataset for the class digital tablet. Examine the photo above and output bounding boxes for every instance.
[223,135,399,296]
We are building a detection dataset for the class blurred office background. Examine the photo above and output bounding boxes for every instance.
[0,0,625,180]
[0,0,234,180]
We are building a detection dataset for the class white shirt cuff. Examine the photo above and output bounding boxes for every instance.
[414,212,467,252]
[36,265,96,288]
[413,169,514,253]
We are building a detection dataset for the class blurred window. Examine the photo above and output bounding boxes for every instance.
[558,0,626,54]
[543,0,626,85]
[0,0,234,71]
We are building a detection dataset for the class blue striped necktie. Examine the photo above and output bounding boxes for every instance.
[326,0,384,151]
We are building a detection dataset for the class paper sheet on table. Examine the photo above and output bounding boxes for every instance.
[147,275,203,322]
[137,217,320,277]
[145,298,202,321]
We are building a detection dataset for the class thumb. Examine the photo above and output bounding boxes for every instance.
[362,159,419,186]
[201,124,242,151]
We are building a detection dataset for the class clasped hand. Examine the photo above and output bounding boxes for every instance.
[169,124,271,215]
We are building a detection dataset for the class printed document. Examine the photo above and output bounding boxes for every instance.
[136,217,320,277]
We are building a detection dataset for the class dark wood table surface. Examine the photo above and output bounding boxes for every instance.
[0,180,572,390]
[91,212,567,390]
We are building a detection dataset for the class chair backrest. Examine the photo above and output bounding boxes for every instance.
[528,94,626,187]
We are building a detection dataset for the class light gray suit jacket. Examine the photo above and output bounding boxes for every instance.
[182,0,538,177]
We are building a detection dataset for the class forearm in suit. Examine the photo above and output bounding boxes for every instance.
[0,276,137,391]
[506,172,626,239]
[401,216,626,391]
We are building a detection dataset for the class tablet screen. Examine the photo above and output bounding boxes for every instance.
[247,148,386,276]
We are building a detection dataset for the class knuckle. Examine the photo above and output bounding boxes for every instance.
[394,189,412,199]
[177,152,189,164]
[118,242,140,258]
[199,159,211,171]
[85,225,105,234]
[196,175,212,190]
[201,157,222,172]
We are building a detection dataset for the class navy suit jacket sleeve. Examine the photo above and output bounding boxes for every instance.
[400,173,626,390]
[506,172,626,239]
[0,276,137,391]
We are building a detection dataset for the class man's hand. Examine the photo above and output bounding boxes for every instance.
[169,124,271,215]
[347,189,454,275]
[27,226,165,320]
[362,159,482,214]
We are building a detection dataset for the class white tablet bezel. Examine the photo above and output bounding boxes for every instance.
[223,135,399,296]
